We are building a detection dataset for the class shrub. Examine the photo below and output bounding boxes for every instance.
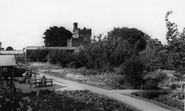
[103,73,128,89]
[28,49,49,62]
[18,90,137,111]
[143,69,169,90]
[154,92,184,110]
[169,83,179,90]
[72,67,99,75]
[132,90,184,110]
[118,56,146,89]
[131,90,171,99]
[141,79,159,90]
[48,50,77,67]
[67,61,83,69]
[14,67,27,77]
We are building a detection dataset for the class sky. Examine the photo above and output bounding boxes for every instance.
[0,0,185,50]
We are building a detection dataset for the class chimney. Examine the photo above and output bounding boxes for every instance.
[73,22,78,32]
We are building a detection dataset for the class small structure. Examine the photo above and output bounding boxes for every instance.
[0,55,16,88]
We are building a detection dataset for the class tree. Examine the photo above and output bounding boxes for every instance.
[28,49,49,62]
[107,27,148,52]
[119,56,146,89]
[139,38,168,71]
[77,27,148,71]
[43,26,72,47]
[6,46,13,50]
[165,11,185,75]
[106,27,148,67]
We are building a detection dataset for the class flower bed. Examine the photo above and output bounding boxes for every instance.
[18,90,138,111]
[0,80,138,111]
[131,90,184,110]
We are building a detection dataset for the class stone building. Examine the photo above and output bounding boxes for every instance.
[67,23,91,47]
[25,22,91,59]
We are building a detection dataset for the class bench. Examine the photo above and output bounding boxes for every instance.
[30,78,53,87]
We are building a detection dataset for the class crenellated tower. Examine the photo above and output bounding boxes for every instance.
[67,22,92,47]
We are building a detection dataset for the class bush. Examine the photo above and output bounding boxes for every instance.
[154,92,184,110]
[67,61,83,69]
[169,83,179,90]
[141,79,159,90]
[28,49,49,62]
[131,90,171,99]
[132,90,184,110]
[71,67,99,75]
[14,67,27,77]
[103,73,129,89]
[48,50,77,67]
[118,56,146,89]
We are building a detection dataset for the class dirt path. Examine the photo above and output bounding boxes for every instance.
[37,72,173,111]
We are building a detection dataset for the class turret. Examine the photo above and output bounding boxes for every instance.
[0,42,1,50]
[73,22,78,32]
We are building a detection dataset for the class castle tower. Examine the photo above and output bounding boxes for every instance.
[0,42,1,50]
[67,22,92,47]
[73,22,78,32]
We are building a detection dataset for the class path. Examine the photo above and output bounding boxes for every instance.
[38,72,173,111]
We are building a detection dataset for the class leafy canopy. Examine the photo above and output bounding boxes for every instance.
[6,46,14,50]
[165,11,185,75]
[43,26,72,47]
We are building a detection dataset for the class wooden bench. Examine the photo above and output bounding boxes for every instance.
[30,78,53,87]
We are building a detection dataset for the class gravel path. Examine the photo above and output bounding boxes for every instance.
[38,72,173,111]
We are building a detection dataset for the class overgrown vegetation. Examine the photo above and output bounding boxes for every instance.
[0,82,137,111]
[27,11,185,90]
[18,90,137,111]
[131,90,184,110]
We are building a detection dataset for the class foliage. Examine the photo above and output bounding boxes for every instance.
[18,90,137,111]
[139,38,168,71]
[15,56,26,64]
[14,67,27,77]
[142,69,168,89]
[107,27,148,52]
[43,26,72,46]
[118,56,146,89]
[6,46,14,50]
[132,90,184,110]
[165,11,185,75]
[144,69,168,82]
[141,79,159,90]
[48,50,78,67]
[28,49,49,62]
[102,73,128,89]
[77,27,148,71]
[169,83,179,90]
[0,82,18,111]
[131,90,171,99]
[71,67,99,75]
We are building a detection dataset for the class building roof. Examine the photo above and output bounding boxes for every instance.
[0,55,16,66]
[26,46,77,50]
[0,50,24,55]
